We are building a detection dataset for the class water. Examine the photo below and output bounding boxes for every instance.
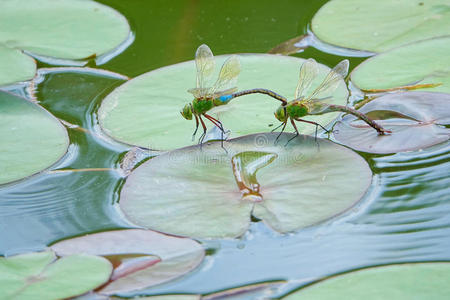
[0,0,449,298]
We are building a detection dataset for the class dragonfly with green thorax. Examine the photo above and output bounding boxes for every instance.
[273,58,390,143]
[180,44,287,144]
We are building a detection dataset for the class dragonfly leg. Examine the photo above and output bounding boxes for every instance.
[285,118,300,146]
[274,121,287,145]
[203,113,227,152]
[271,122,285,132]
[192,114,200,141]
[198,115,207,147]
[295,118,330,140]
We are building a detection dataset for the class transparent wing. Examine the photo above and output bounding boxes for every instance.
[194,44,215,96]
[212,87,238,98]
[210,55,241,95]
[304,98,332,114]
[305,59,349,101]
[295,58,318,99]
[187,88,210,99]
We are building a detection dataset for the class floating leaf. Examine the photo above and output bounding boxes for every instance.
[0,45,36,86]
[98,55,348,150]
[333,92,450,153]
[0,91,69,185]
[351,36,450,93]
[311,0,450,53]
[0,251,112,300]
[109,281,285,300]
[283,262,450,299]
[119,133,371,239]
[0,0,130,60]
[51,229,205,295]
[267,35,309,55]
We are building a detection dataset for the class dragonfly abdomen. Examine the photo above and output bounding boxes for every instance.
[326,104,389,135]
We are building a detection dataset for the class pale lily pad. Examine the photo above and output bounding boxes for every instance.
[98,54,348,150]
[311,0,450,52]
[0,45,36,86]
[351,36,450,93]
[0,91,69,185]
[333,92,450,154]
[119,133,371,239]
[0,0,130,60]
[50,229,205,295]
[0,251,112,300]
[110,281,285,300]
[283,262,450,299]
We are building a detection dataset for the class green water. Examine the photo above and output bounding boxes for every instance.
[0,0,449,298]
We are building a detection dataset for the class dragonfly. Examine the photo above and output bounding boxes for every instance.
[181,44,287,144]
[272,58,390,144]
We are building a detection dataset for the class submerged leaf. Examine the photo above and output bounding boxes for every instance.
[351,36,450,93]
[311,0,450,52]
[0,251,112,300]
[333,92,450,153]
[98,55,348,150]
[50,229,205,295]
[120,133,372,239]
[283,262,450,299]
[0,0,130,60]
[0,91,69,185]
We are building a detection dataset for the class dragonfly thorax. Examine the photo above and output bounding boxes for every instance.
[286,102,309,119]
[192,98,214,115]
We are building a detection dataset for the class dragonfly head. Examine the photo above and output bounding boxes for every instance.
[274,105,288,123]
[180,103,193,120]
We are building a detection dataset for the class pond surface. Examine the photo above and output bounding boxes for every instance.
[0,0,449,298]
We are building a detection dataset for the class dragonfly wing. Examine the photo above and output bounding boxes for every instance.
[210,55,241,95]
[306,59,349,101]
[212,87,238,98]
[194,44,215,96]
[306,99,331,114]
[188,88,209,99]
[295,58,318,99]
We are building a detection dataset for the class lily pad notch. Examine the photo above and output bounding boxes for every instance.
[119,133,372,239]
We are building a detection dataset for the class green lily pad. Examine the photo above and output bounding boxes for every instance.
[351,36,450,93]
[311,0,450,53]
[0,251,112,300]
[51,229,205,295]
[0,45,36,86]
[333,92,450,153]
[0,0,130,60]
[0,91,69,185]
[283,262,450,299]
[119,133,371,239]
[98,54,348,150]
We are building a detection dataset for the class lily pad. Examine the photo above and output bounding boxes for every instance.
[0,45,36,86]
[283,262,450,299]
[351,36,450,93]
[333,92,450,154]
[110,281,285,300]
[0,0,130,60]
[0,251,112,300]
[98,54,348,150]
[0,91,69,185]
[119,133,371,239]
[50,229,205,295]
[311,0,450,53]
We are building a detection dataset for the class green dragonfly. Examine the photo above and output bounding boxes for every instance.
[181,44,287,144]
[273,58,390,143]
